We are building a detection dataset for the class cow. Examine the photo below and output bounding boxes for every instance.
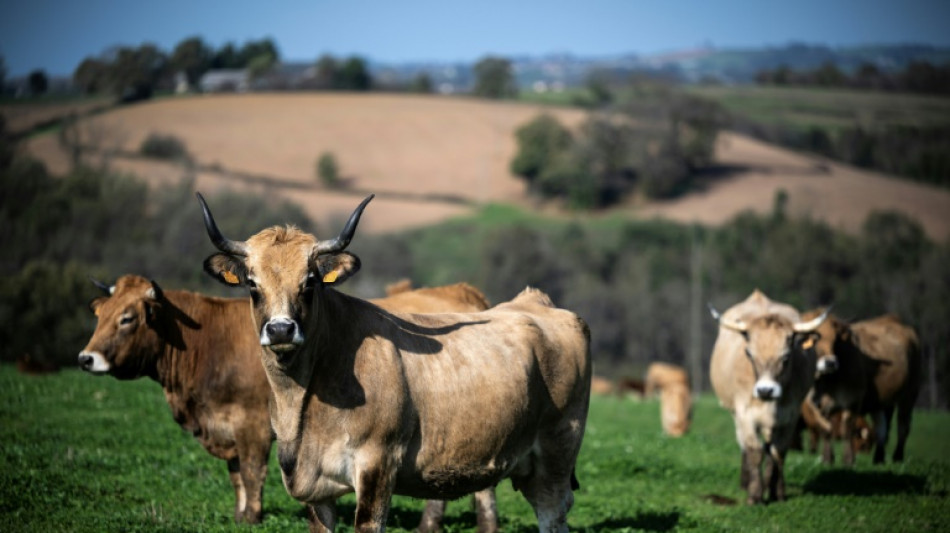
[590,376,615,396]
[196,193,592,533]
[802,309,921,464]
[77,275,273,524]
[644,362,692,437]
[708,290,828,504]
[796,396,873,459]
[373,279,498,533]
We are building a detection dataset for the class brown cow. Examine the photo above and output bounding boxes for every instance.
[77,275,273,524]
[590,375,616,396]
[197,193,591,533]
[708,290,827,504]
[644,362,692,437]
[797,397,873,459]
[803,309,921,464]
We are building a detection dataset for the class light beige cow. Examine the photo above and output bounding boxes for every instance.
[644,362,692,437]
[708,290,827,504]
[196,193,592,533]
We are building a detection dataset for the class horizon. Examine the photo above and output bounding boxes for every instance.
[2,0,950,78]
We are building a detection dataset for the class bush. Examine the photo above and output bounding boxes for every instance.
[140,133,190,162]
[316,151,341,188]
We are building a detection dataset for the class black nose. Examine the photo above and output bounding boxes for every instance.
[78,354,93,370]
[756,386,775,400]
[265,320,296,344]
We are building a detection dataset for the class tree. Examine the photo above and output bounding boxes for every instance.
[238,39,279,67]
[510,114,573,182]
[211,43,240,69]
[28,70,48,96]
[73,57,109,94]
[315,152,341,188]
[338,56,372,90]
[312,54,339,89]
[109,44,171,101]
[472,56,516,99]
[410,73,433,93]
[171,36,213,89]
[0,55,6,93]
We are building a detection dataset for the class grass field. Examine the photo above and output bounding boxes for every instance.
[688,85,950,133]
[2,366,948,532]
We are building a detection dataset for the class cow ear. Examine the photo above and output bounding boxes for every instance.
[313,252,360,286]
[89,297,108,316]
[203,253,247,287]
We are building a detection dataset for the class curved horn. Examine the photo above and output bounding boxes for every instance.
[89,277,114,295]
[794,305,832,333]
[708,303,748,332]
[314,194,375,254]
[196,192,248,256]
[146,279,164,301]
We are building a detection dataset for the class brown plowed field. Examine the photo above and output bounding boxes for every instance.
[22,93,950,240]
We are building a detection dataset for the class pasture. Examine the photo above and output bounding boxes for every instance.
[2,366,948,532]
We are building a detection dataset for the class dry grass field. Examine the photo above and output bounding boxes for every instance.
[20,93,950,239]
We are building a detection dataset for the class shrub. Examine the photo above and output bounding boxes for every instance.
[316,151,341,188]
[140,133,190,162]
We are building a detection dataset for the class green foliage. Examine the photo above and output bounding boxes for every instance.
[510,114,573,181]
[27,70,48,96]
[472,56,517,99]
[170,36,213,88]
[0,156,312,367]
[139,132,191,162]
[315,151,341,188]
[409,73,434,93]
[2,368,949,532]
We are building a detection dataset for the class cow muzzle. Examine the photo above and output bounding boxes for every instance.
[78,351,110,375]
[816,356,838,375]
[261,318,304,352]
[753,378,782,401]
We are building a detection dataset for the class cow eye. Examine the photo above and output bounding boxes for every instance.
[119,314,135,326]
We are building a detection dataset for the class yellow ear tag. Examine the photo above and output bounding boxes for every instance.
[322,270,339,284]
[802,337,815,349]
[222,271,239,284]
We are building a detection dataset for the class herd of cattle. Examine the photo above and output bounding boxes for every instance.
[72,193,921,530]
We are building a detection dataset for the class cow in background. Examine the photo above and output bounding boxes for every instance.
[803,309,920,464]
[78,275,273,524]
[797,398,873,459]
[197,192,591,533]
[644,362,692,437]
[708,290,827,504]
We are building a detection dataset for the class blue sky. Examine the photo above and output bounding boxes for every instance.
[2,0,949,77]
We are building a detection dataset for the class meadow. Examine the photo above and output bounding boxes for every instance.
[2,365,948,532]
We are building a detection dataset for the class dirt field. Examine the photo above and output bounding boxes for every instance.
[0,98,112,135]
[22,93,950,240]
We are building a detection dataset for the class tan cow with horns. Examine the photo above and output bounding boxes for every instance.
[196,193,592,533]
[708,290,828,504]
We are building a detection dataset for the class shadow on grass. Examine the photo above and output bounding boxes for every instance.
[803,469,928,496]
[585,510,681,532]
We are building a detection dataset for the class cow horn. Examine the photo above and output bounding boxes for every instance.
[196,192,248,256]
[709,303,748,332]
[794,306,832,333]
[90,277,114,295]
[314,194,375,254]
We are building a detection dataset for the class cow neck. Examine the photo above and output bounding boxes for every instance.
[263,288,362,443]
[151,291,205,391]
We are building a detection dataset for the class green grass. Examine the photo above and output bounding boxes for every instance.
[687,85,950,134]
[2,365,948,531]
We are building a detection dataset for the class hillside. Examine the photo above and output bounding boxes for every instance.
[20,93,950,240]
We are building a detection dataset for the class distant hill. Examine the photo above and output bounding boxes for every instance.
[367,43,950,90]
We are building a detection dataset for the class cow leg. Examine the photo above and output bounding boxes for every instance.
[764,444,787,503]
[739,449,751,489]
[873,407,893,464]
[238,438,271,524]
[820,427,834,465]
[807,428,819,454]
[474,488,499,533]
[416,500,446,533]
[226,458,247,523]
[307,501,337,533]
[840,410,855,467]
[743,446,764,504]
[513,473,574,533]
[893,400,914,462]
[353,466,395,533]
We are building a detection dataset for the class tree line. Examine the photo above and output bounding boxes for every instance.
[755,60,950,95]
[1,132,946,408]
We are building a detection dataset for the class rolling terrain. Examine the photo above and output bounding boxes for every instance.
[18,93,950,239]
